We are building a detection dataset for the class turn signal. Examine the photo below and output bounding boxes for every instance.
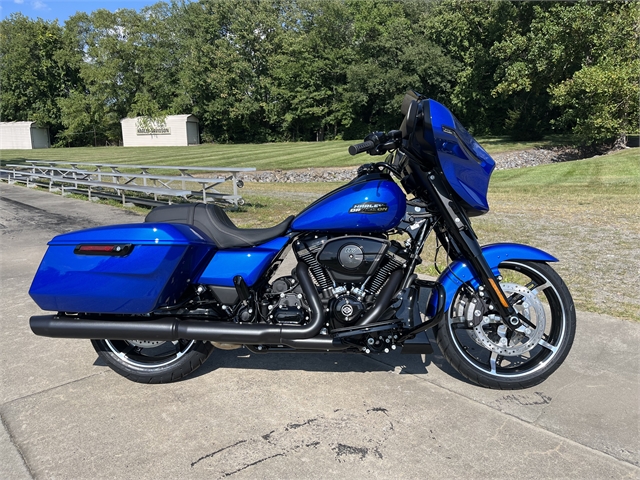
[488,278,510,308]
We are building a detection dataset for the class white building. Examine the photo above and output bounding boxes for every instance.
[0,122,50,149]
[120,115,200,147]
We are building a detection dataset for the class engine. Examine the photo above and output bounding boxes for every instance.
[259,276,309,325]
[291,234,410,329]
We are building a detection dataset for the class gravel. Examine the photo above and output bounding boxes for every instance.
[491,146,585,170]
[238,146,588,183]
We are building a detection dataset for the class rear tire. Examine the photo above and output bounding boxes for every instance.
[91,338,214,384]
[435,261,575,389]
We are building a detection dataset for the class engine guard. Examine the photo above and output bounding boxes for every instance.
[433,243,558,312]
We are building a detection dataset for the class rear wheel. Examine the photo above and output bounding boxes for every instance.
[435,261,576,389]
[91,338,214,384]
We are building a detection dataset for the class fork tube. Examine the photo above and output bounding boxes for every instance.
[401,219,432,289]
[407,160,516,321]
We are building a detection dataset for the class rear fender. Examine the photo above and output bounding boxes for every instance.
[432,243,558,313]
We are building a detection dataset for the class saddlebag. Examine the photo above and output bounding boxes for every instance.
[29,223,214,314]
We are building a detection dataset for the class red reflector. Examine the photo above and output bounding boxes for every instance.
[78,245,115,252]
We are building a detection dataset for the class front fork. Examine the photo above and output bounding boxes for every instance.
[409,163,521,330]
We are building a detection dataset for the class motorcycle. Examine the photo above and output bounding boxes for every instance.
[29,91,575,389]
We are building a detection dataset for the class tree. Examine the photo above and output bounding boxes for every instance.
[6,0,632,146]
[267,0,356,141]
[58,5,189,146]
[550,1,640,144]
[166,0,287,142]
[0,14,78,141]
[490,1,638,141]
[421,0,520,135]
[344,0,459,138]
[59,9,156,145]
[424,0,639,142]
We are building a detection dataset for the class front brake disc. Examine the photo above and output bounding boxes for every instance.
[469,283,546,356]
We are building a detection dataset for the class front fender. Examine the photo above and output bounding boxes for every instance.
[435,243,558,312]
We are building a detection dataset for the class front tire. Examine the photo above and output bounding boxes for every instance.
[92,338,214,384]
[435,261,576,389]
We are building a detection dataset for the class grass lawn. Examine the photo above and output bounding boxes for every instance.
[226,149,639,321]
[473,148,640,322]
[0,135,573,171]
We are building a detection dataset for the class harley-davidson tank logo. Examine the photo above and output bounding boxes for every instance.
[349,202,389,214]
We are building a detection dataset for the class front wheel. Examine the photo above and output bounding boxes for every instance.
[435,261,576,389]
[91,338,214,384]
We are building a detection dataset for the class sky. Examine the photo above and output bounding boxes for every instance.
[0,0,159,23]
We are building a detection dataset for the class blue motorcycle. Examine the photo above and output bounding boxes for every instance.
[29,91,576,389]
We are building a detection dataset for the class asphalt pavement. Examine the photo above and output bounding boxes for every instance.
[1,182,638,479]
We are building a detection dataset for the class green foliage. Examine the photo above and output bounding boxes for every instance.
[344,0,459,137]
[423,0,639,142]
[0,1,637,146]
[421,1,519,135]
[0,13,78,136]
[58,6,181,145]
[550,1,640,145]
[268,0,356,140]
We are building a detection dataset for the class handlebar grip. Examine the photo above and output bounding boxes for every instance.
[348,141,375,156]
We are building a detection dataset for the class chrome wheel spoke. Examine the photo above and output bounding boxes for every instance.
[489,351,499,374]
[507,292,524,305]
[530,281,551,296]
[538,338,558,353]
[119,343,136,355]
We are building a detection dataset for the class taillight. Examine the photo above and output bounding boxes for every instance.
[74,244,133,256]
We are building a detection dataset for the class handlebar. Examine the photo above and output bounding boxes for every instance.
[348,130,402,156]
[348,141,376,156]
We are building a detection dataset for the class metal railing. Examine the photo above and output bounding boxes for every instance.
[1,161,256,207]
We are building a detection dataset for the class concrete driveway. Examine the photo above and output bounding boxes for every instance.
[1,183,638,479]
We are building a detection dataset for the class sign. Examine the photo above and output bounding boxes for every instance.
[136,126,171,135]
[135,119,171,135]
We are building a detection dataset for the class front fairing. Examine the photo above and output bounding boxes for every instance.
[410,99,496,214]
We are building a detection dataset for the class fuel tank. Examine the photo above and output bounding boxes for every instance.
[292,175,406,233]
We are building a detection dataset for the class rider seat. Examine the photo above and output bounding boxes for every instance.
[145,203,293,249]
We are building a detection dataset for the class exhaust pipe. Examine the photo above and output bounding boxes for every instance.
[30,263,403,346]
[356,269,404,326]
[247,337,350,352]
